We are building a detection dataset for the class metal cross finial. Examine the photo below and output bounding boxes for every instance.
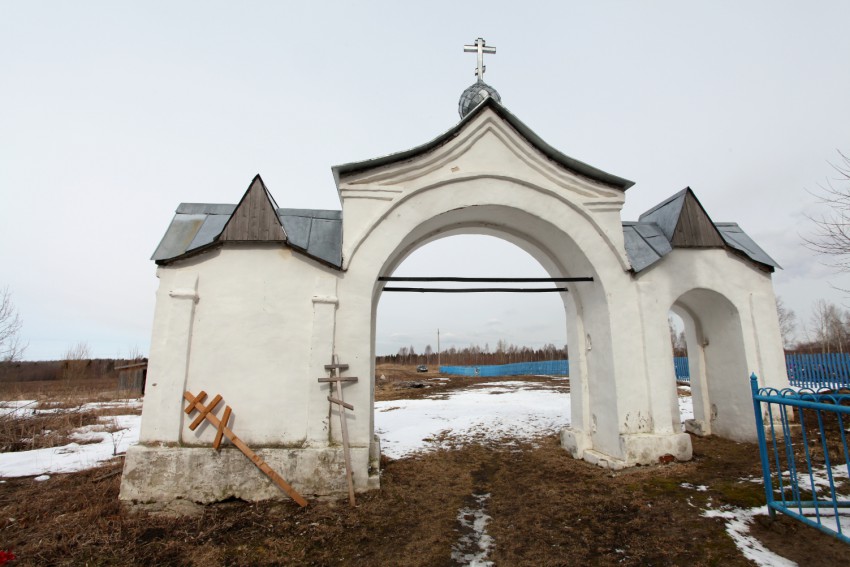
[464,37,496,81]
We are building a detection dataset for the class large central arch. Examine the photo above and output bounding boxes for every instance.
[362,198,606,459]
[333,107,694,476]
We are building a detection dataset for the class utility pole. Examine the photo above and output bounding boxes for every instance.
[437,328,441,368]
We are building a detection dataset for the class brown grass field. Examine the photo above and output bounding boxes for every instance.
[0,366,846,565]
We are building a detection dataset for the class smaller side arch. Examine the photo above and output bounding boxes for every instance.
[672,288,753,441]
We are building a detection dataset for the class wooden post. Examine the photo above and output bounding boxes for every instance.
[320,356,358,506]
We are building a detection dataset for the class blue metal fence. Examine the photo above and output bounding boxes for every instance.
[440,360,569,377]
[786,353,850,390]
[439,354,850,388]
[670,353,850,388]
[674,357,690,382]
[751,374,850,544]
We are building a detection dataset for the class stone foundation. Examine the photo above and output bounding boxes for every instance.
[560,427,692,469]
[119,439,381,506]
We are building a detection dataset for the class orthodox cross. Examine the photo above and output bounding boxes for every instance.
[318,355,359,506]
[464,37,496,81]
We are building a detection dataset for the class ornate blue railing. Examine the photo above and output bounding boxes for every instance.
[751,374,850,544]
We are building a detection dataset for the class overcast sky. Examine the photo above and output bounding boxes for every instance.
[2,1,850,360]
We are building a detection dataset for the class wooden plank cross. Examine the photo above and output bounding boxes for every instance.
[319,356,358,506]
[183,390,308,507]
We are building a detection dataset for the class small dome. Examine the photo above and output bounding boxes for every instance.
[458,81,501,118]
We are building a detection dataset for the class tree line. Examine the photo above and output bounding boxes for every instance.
[378,340,568,367]
[782,298,850,354]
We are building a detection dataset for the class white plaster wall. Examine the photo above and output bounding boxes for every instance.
[139,245,341,448]
[635,249,787,442]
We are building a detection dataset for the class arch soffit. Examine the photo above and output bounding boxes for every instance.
[370,217,593,324]
[344,176,631,273]
[670,287,742,326]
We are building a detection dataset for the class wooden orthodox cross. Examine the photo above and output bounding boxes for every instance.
[318,356,358,506]
[183,390,308,507]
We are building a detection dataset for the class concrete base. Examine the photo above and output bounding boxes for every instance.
[684,419,710,437]
[560,427,692,469]
[619,432,692,465]
[560,427,591,460]
[120,440,381,506]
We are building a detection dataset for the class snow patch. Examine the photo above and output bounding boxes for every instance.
[0,413,141,477]
[375,382,571,459]
[451,493,493,567]
[704,507,797,567]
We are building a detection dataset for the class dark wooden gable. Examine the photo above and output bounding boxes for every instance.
[670,189,725,248]
[218,175,287,242]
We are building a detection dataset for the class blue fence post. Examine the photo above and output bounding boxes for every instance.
[751,373,776,519]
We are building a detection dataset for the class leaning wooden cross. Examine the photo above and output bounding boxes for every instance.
[318,357,358,506]
[183,390,308,507]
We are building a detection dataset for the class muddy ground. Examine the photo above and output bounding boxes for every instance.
[0,367,846,566]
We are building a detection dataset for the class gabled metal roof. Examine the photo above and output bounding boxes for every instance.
[624,188,780,273]
[152,204,343,268]
[637,188,688,240]
[715,223,780,269]
[332,96,635,191]
[622,222,673,273]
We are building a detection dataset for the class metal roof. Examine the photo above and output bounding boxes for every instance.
[637,188,688,240]
[152,204,343,268]
[624,188,780,272]
[153,197,777,274]
[715,223,781,269]
[332,96,635,191]
[622,222,673,272]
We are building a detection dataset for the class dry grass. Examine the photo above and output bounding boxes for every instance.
[0,367,847,565]
[0,378,140,454]
[0,408,102,453]
[2,436,847,566]
[0,376,131,403]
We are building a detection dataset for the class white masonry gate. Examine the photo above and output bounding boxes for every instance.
[120,92,787,506]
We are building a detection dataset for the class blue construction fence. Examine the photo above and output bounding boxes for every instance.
[786,353,850,390]
[674,357,689,381]
[440,359,569,377]
[672,354,850,389]
[441,353,850,388]
[751,374,850,544]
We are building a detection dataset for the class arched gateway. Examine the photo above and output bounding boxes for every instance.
[120,82,787,506]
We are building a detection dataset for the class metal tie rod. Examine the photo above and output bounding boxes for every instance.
[378,277,593,282]
[382,287,570,293]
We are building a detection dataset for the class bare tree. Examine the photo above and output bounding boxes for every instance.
[62,341,92,382]
[808,300,848,354]
[805,151,850,272]
[776,296,797,349]
[0,286,26,361]
[667,316,687,356]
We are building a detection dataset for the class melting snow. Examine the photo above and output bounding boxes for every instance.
[704,506,797,567]
[0,400,141,477]
[451,493,494,567]
[375,381,571,459]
